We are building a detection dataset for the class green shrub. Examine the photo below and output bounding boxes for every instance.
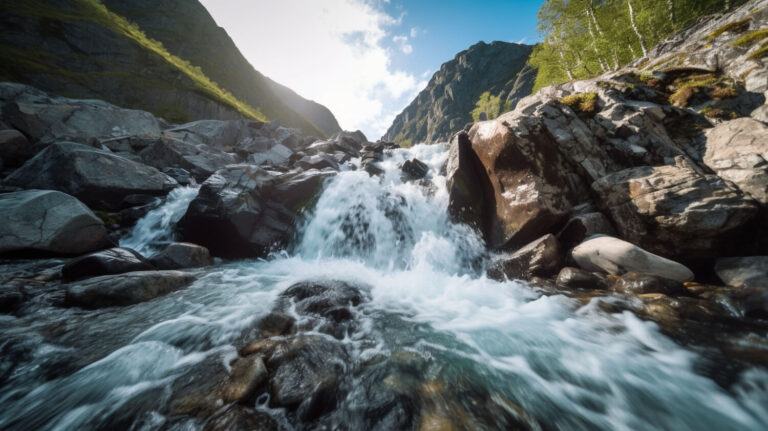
[560,92,598,116]
[471,91,504,122]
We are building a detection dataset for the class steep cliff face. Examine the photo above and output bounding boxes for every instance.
[383,41,535,146]
[0,0,341,136]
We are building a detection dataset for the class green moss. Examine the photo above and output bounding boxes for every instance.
[559,92,598,116]
[94,211,121,226]
[707,18,751,41]
[733,29,768,47]
[636,73,655,83]
[747,44,768,61]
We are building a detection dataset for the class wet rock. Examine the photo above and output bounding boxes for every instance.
[170,354,268,417]
[307,130,367,158]
[557,211,616,251]
[572,235,694,282]
[400,158,429,180]
[149,242,212,270]
[61,247,154,281]
[296,154,339,171]
[257,312,296,337]
[446,132,488,232]
[555,267,610,290]
[466,115,588,249]
[0,287,24,313]
[202,405,278,431]
[704,118,768,205]
[613,273,684,295]
[4,142,177,210]
[0,129,33,168]
[271,169,335,214]
[162,167,195,186]
[592,158,759,259]
[488,234,563,281]
[361,143,385,176]
[66,270,195,308]
[715,256,768,288]
[0,190,109,256]
[0,82,161,146]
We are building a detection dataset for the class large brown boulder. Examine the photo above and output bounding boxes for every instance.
[592,158,760,259]
[487,234,563,281]
[4,142,177,210]
[703,118,768,205]
[0,190,110,256]
[466,115,588,249]
[446,132,489,233]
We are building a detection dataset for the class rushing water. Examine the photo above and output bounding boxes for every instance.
[1,144,767,430]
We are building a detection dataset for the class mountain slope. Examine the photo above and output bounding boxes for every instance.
[383,41,535,146]
[101,0,341,136]
[0,0,340,136]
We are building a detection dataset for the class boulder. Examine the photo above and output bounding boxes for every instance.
[400,158,429,180]
[556,211,616,251]
[446,132,489,232]
[162,167,195,186]
[178,165,332,258]
[714,256,768,288]
[466,116,587,249]
[251,143,293,167]
[4,142,178,210]
[0,83,161,146]
[202,406,278,431]
[555,267,610,290]
[703,118,768,205]
[296,154,339,171]
[488,234,563,281]
[0,129,33,167]
[0,190,109,255]
[613,273,684,295]
[61,247,154,281]
[65,270,195,308]
[571,235,695,282]
[592,158,760,259]
[139,135,238,181]
[149,242,213,270]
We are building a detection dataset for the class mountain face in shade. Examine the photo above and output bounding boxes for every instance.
[383,41,535,146]
[0,0,341,137]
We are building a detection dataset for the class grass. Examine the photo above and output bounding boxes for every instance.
[669,87,699,107]
[560,92,598,116]
[733,30,768,47]
[711,86,738,100]
[747,44,768,61]
[706,18,751,41]
[2,0,267,122]
[701,107,739,119]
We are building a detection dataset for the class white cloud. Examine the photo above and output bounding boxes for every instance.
[199,0,421,139]
[410,27,425,38]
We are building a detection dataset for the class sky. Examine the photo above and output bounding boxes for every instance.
[200,0,543,140]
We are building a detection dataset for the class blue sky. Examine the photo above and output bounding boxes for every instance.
[201,0,543,139]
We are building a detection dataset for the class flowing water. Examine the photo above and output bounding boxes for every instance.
[1,144,767,430]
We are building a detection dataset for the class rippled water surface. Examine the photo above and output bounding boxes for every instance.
[1,144,767,430]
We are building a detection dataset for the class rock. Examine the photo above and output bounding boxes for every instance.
[571,235,695,282]
[203,406,278,431]
[251,143,293,167]
[555,267,610,290]
[715,256,768,288]
[61,247,154,281]
[66,270,195,308]
[257,312,296,337]
[592,158,760,259]
[0,190,109,256]
[0,83,161,146]
[162,167,195,186]
[557,212,616,251]
[467,116,587,249]
[139,135,238,181]
[149,242,213,270]
[446,132,488,232]
[178,165,331,258]
[703,118,768,205]
[613,272,684,295]
[400,158,429,180]
[4,142,178,210]
[296,153,339,171]
[0,287,24,313]
[306,130,367,158]
[0,129,33,167]
[488,234,563,281]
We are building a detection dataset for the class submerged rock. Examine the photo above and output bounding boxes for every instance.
[0,190,109,256]
[4,142,178,210]
[571,235,694,282]
[61,247,154,281]
[715,256,768,288]
[400,158,429,180]
[555,267,611,290]
[66,270,195,308]
[149,242,212,270]
[488,234,563,281]
[613,272,684,296]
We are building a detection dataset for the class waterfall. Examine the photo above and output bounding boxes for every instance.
[119,186,200,256]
